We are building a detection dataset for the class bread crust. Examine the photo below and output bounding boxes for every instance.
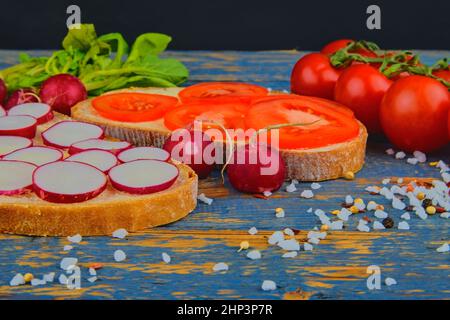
[72,87,368,182]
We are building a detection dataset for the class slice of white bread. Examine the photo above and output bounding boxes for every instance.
[72,87,368,181]
[0,113,198,236]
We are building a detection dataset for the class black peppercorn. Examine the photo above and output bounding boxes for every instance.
[422,199,432,208]
[382,217,394,229]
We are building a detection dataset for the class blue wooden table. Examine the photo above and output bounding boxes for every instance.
[0,50,449,300]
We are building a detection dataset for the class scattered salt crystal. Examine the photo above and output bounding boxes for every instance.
[43,273,55,283]
[31,278,46,286]
[247,250,262,260]
[397,178,404,184]
[385,148,395,155]
[286,182,297,193]
[319,215,331,225]
[283,228,294,236]
[373,221,385,230]
[415,207,428,220]
[357,220,370,232]
[197,193,213,205]
[114,250,126,262]
[268,231,284,245]
[308,237,320,245]
[67,234,82,244]
[213,262,229,272]
[291,179,299,185]
[300,190,314,199]
[432,180,448,192]
[385,277,397,286]
[307,208,313,213]
[330,221,344,230]
[9,273,25,286]
[89,268,97,276]
[440,212,450,219]
[392,197,406,210]
[282,251,298,258]
[311,182,321,190]
[314,209,325,217]
[263,191,272,197]
[345,195,353,204]
[112,228,128,239]
[60,257,78,270]
[365,186,380,194]
[58,274,68,285]
[307,231,327,240]
[366,201,377,211]
[278,239,300,251]
[413,151,426,163]
[275,208,285,218]
[374,210,388,219]
[382,178,391,185]
[398,221,410,230]
[248,227,258,235]
[63,245,73,251]
[436,243,449,253]
[401,212,411,220]
[395,151,406,159]
[408,194,422,207]
[442,172,450,184]
[380,187,394,199]
[162,252,171,264]
[437,160,449,172]
[355,202,366,210]
[261,280,277,291]
[88,276,97,283]
[303,243,313,251]
[407,158,419,165]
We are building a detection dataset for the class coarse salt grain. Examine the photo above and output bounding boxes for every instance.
[440,212,450,219]
[263,191,272,197]
[278,239,300,251]
[303,243,313,251]
[43,273,55,283]
[162,252,171,263]
[338,208,352,221]
[398,221,410,230]
[268,231,284,245]
[300,190,314,198]
[385,277,397,286]
[407,158,419,165]
[31,278,46,286]
[248,227,258,235]
[366,201,377,211]
[366,186,380,194]
[374,210,388,219]
[311,182,321,190]
[330,221,344,230]
[9,274,25,286]
[284,228,295,236]
[63,245,73,251]
[282,251,298,258]
[112,228,128,239]
[275,208,285,218]
[373,221,385,230]
[345,195,353,204]
[88,276,97,283]
[261,280,277,291]
[395,151,406,159]
[307,208,313,213]
[436,243,449,253]
[213,262,228,272]
[392,197,406,210]
[60,257,78,270]
[89,268,96,276]
[413,151,427,163]
[401,212,411,220]
[382,178,391,185]
[286,182,297,193]
[67,234,82,243]
[308,237,320,245]
[442,172,450,183]
[197,193,213,205]
[385,148,395,155]
[58,274,68,285]
[415,206,428,220]
[307,231,327,240]
[114,250,126,262]
[247,250,262,260]
[357,220,370,232]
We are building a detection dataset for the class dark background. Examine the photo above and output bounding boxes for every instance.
[0,0,449,50]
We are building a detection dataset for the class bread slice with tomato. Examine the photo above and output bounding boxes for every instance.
[71,83,367,181]
[0,112,198,236]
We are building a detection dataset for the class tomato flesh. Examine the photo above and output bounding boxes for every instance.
[92,93,179,122]
[246,96,360,149]
[179,82,268,104]
[321,39,353,55]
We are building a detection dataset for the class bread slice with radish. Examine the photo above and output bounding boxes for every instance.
[0,112,198,236]
[72,87,367,181]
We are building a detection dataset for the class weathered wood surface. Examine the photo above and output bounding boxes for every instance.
[0,50,449,300]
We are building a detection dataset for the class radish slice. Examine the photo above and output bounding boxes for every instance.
[41,121,104,149]
[0,136,33,156]
[68,138,131,155]
[0,160,37,195]
[7,103,54,125]
[0,115,37,138]
[0,106,5,117]
[117,147,170,163]
[3,146,63,166]
[65,150,118,173]
[109,159,179,195]
[33,161,107,203]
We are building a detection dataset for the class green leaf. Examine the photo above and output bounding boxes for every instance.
[127,33,172,62]
[97,33,129,68]
[62,24,98,52]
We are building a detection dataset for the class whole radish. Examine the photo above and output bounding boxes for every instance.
[163,129,215,179]
[40,74,87,115]
[227,143,285,194]
[4,88,39,110]
[0,79,7,103]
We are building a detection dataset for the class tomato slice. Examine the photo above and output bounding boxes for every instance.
[92,93,179,122]
[179,82,269,104]
[164,102,247,133]
[245,96,360,149]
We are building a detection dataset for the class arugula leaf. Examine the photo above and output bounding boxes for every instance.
[62,24,97,52]
[127,33,172,62]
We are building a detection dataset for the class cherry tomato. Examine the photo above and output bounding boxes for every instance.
[321,39,353,55]
[245,95,360,149]
[179,82,268,104]
[448,110,450,139]
[92,93,178,122]
[334,64,393,133]
[290,53,342,100]
[433,69,450,83]
[380,75,449,152]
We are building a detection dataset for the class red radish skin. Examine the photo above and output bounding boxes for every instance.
[4,88,39,110]
[163,130,215,179]
[0,79,6,103]
[40,74,87,116]
[3,146,63,166]
[0,115,37,138]
[68,138,132,155]
[7,103,54,125]
[118,147,170,163]
[0,105,5,117]
[109,159,179,195]
[227,143,286,194]
[0,160,37,195]
[0,136,33,157]
[33,161,107,203]
[65,149,118,173]
[41,121,104,149]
